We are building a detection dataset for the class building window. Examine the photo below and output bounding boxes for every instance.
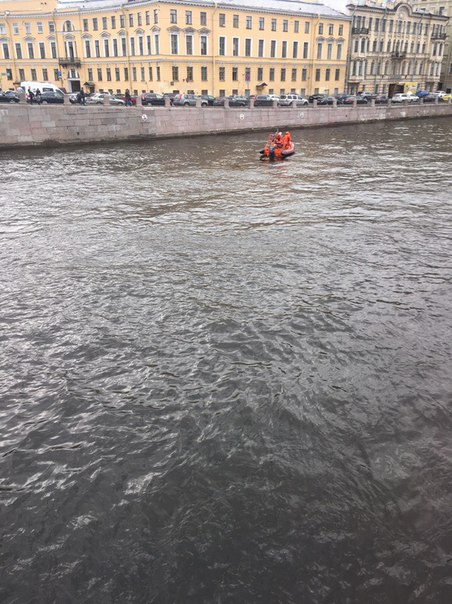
[246,16,252,29]
[245,38,251,57]
[219,13,225,27]
[93,18,98,31]
[201,66,207,81]
[337,44,342,60]
[186,35,193,55]
[233,38,239,56]
[129,14,134,27]
[245,67,251,83]
[325,68,330,81]
[219,66,225,81]
[294,21,299,33]
[219,36,225,56]
[271,19,277,32]
[305,22,310,34]
[258,67,263,80]
[107,68,112,81]
[84,40,91,58]
[42,68,48,80]
[317,43,322,60]
[31,68,37,80]
[327,43,332,60]
[232,66,238,80]
[121,37,127,56]
[283,20,288,32]
[303,42,308,59]
[39,42,46,59]
[185,11,192,25]
[146,36,151,55]
[94,40,100,57]
[25,23,32,35]
[281,68,286,81]
[27,43,34,59]
[302,68,307,81]
[200,12,207,26]
[37,22,43,34]
[154,10,158,24]
[258,39,264,58]
[171,34,178,54]
[48,22,55,33]
[170,10,177,24]
[282,41,287,58]
[2,43,9,60]
[201,35,207,55]
[339,25,343,36]
[115,67,120,81]
[293,41,298,58]
[154,34,159,54]
[259,17,264,30]
[291,68,297,81]
[270,40,276,58]
[102,17,107,30]
[233,15,239,28]
[156,66,160,81]
[104,39,110,57]
[13,23,19,35]
[187,66,193,81]
[51,42,57,59]
[83,19,89,32]
[19,69,25,82]
[329,24,334,35]
[318,23,323,35]
[269,67,274,81]
[97,68,103,81]
[138,13,142,27]
[172,66,179,81]
[132,67,137,81]
[315,68,320,81]
[138,37,144,55]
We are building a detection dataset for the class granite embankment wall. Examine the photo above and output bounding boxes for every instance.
[1,101,452,147]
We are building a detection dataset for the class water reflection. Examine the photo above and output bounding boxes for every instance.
[1,118,452,603]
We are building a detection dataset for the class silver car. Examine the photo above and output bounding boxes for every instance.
[86,93,125,106]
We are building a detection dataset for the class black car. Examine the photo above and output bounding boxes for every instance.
[29,90,65,104]
[0,90,20,103]
[317,96,338,105]
[213,95,249,107]
[343,95,368,105]
[309,94,326,103]
[374,95,389,105]
[254,95,274,107]
[421,93,437,103]
[141,92,165,106]
[201,95,215,106]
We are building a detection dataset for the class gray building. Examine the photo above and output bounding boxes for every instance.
[346,0,449,95]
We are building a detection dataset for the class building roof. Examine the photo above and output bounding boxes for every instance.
[57,0,348,18]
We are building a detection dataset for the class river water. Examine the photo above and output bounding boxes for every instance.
[1,118,452,603]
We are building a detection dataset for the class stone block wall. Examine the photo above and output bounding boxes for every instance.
[0,102,451,147]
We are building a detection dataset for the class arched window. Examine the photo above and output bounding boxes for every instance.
[63,20,73,32]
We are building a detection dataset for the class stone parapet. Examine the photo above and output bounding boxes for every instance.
[1,103,452,148]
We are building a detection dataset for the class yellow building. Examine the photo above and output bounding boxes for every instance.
[0,0,351,97]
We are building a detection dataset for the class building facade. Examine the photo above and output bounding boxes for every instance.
[0,0,351,97]
[411,0,452,91]
[346,0,448,96]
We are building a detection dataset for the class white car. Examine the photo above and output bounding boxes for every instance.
[391,93,419,103]
[279,94,309,107]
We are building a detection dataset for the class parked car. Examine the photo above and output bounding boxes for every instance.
[172,93,208,107]
[441,93,452,102]
[201,95,215,106]
[391,93,419,103]
[343,95,369,105]
[28,90,65,104]
[279,94,308,107]
[358,91,376,100]
[214,95,249,107]
[374,95,389,104]
[317,95,339,105]
[0,90,20,103]
[141,92,165,106]
[416,90,429,98]
[308,93,326,103]
[254,95,275,107]
[335,93,349,104]
[163,93,177,105]
[86,93,125,106]
[421,93,437,103]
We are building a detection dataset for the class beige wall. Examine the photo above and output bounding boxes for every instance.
[0,0,350,97]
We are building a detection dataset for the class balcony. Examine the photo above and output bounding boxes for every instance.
[431,32,446,40]
[391,52,406,60]
[58,56,82,68]
[352,27,369,35]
